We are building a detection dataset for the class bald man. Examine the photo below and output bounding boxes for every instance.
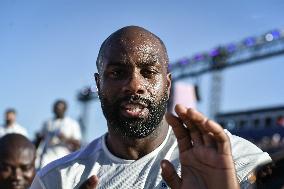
[0,133,36,189]
[0,109,28,138]
[31,26,270,189]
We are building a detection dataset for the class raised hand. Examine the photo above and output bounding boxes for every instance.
[79,175,99,189]
[161,104,240,189]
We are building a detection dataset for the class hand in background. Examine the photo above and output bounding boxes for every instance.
[57,132,81,151]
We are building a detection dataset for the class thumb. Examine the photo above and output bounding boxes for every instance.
[161,160,181,189]
[79,175,99,189]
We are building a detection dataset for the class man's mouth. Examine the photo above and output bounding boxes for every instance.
[10,181,24,189]
[120,102,149,118]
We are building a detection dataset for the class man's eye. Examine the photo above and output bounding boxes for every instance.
[141,69,158,77]
[21,165,33,171]
[0,163,12,172]
[109,70,124,78]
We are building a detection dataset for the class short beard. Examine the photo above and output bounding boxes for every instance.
[99,92,168,139]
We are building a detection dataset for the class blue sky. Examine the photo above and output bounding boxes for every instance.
[1,0,284,142]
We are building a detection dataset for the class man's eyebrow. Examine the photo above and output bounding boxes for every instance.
[106,61,128,68]
[21,163,34,167]
[139,61,163,68]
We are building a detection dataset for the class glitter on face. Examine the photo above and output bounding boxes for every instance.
[100,90,168,138]
[96,26,170,139]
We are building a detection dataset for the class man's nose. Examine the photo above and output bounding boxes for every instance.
[122,71,146,95]
[11,167,23,180]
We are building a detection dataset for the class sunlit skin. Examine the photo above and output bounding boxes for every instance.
[0,134,36,189]
[95,26,171,160]
[5,111,16,126]
[53,101,66,119]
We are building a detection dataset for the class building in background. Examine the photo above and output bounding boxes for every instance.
[216,106,284,153]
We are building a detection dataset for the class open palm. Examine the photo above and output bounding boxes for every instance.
[161,104,240,189]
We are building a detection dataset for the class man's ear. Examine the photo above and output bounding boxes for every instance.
[94,73,100,91]
[166,73,172,99]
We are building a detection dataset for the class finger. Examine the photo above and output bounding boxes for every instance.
[189,129,203,147]
[203,132,216,148]
[166,112,192,153]
[161,160,181,189]
[180,107,231,154]
[79,175,99,189]
[184,108,225,144]
[175,105,204,147]
[182,107,208,133]
[203,119,231,155]
[174,104,197,130]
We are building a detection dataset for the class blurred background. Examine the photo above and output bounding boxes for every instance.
[1,0,284,153]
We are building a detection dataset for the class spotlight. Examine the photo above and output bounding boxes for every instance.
[209,48,220,57]
[179,58,190,65]
[226,43,237,53]
[265,33,274,42]
[194,54,204,62]
[271,30,281,39]
[264,30,281,42]
[244,37,256,47]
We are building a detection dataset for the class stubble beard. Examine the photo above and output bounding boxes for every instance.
[99,91,168,139]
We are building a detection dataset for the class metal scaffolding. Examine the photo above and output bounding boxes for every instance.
[170,29,284,118]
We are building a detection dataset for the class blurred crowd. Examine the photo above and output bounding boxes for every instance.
[0,99,82,189]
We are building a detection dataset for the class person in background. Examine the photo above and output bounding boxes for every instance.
[0,108,28,138]
[31,26,271,189]
[35,99,82,168]
[0,133,36,189]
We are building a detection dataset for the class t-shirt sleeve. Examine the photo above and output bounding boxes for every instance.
[30,174,46,189]
[226,130,272,183]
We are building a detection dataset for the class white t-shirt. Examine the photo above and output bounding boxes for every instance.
[31,128,271,189]
[0,123,28,138]
[36,117,82,168]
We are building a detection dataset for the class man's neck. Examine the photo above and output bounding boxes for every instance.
[55,116,65,120]
[106,119,169,160]
[5,122,15,128]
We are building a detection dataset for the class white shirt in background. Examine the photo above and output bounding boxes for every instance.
[36,117,82,168]
[0,122,28,138]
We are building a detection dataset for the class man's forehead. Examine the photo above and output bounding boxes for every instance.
[97,26,169,72]
[106,36,162,54]
[107,26,159,43]
[104,38,165,62]
[0,146,35,158]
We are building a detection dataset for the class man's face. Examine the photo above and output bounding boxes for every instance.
[53,102,66,118]
[5,112,16,125]
[96,33,171,138]
[0,148,35,189]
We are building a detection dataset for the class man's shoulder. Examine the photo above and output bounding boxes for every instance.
[13,123,27,130]
[37,136,104,178]
[63,117,80,126]
[227,131,269,156]
[226,130,271,183]
[6,123,28,136]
